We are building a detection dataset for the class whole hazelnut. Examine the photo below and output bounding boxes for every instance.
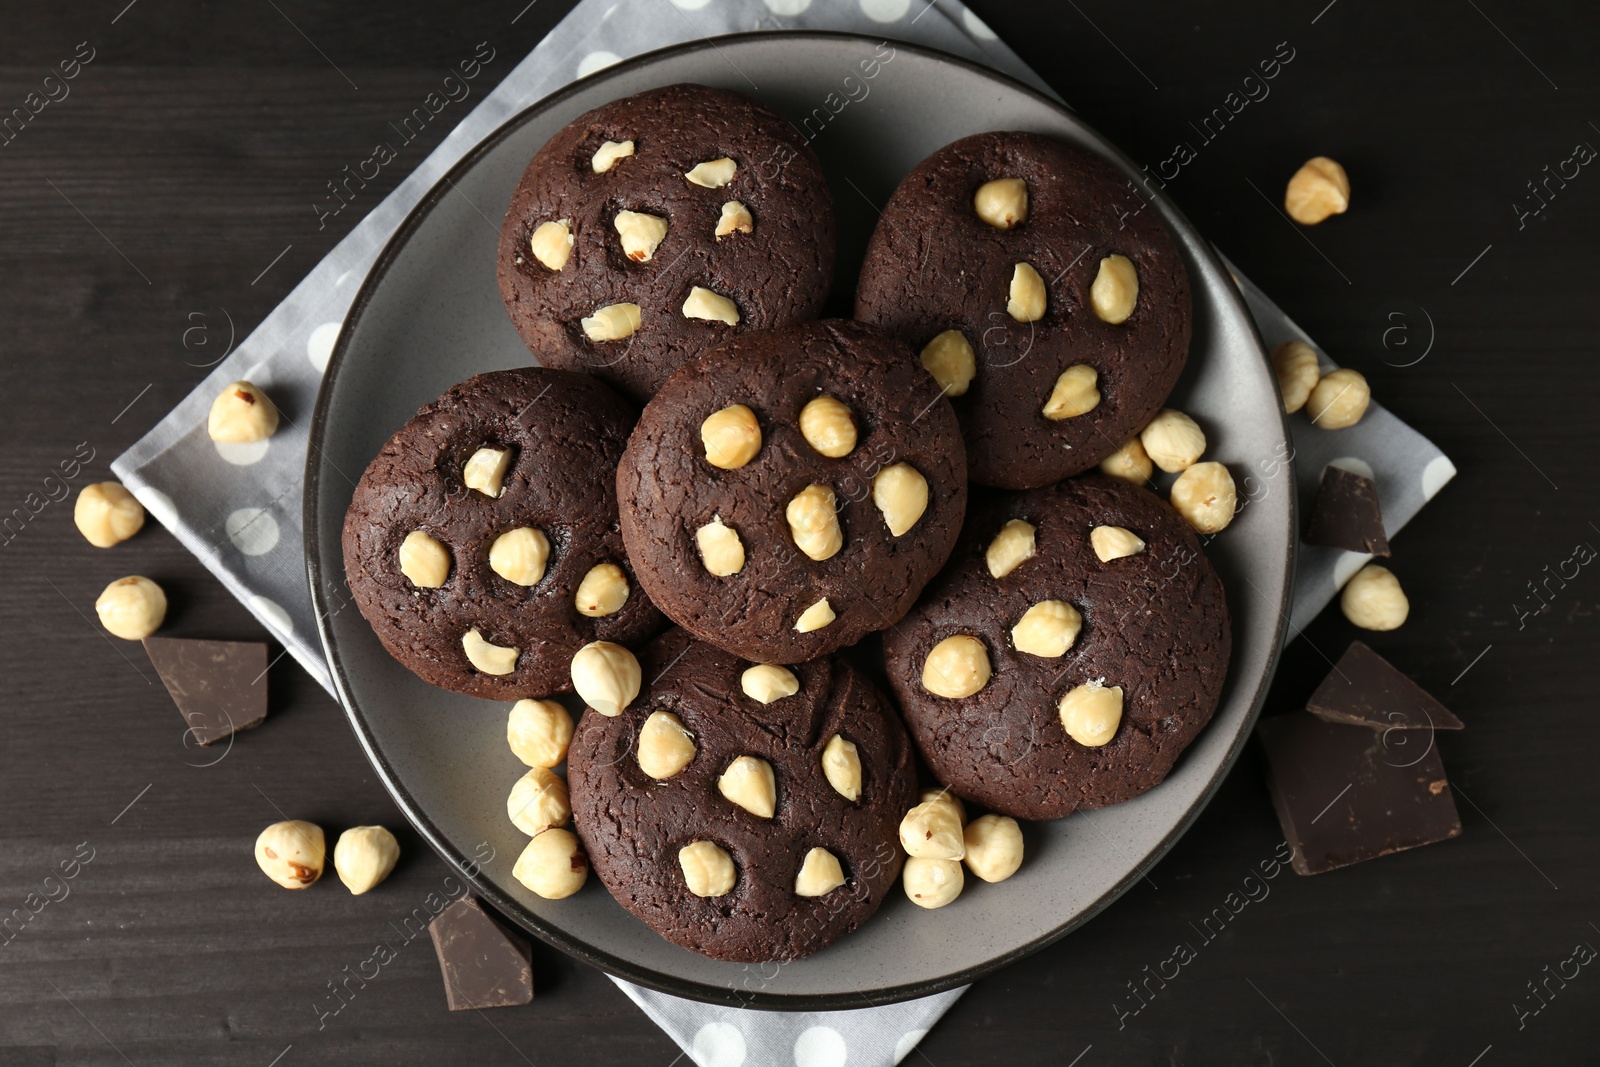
[1340,564,1409,630]
[95,575,166,640]
[74,482,145,548]
[1305,368,1371,429]
[208,382,279,444]
[254,820,325,889]
[1271,340,1322,414]
[332,826,400,895]
[513,828,588,899]
[903,856,963,909]
[1285,156,1350,225]
[507,698,573,769]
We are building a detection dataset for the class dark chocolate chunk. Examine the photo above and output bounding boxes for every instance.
[427,897,533,1011]
[142,637,268,746]
[1305,465,1390,555]
[1258,712,1461,876]
[1308,641,1464,731]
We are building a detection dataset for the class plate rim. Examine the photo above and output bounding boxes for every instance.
[304,28,1295,1011]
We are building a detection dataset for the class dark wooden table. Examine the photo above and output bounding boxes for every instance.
[3,1,1597,1063]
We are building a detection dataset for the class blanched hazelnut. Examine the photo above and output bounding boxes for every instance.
[398,530,450,588]
[786,483,842,561]
[1272,340,1321,414]
[872,463,928,537]
[1090,525,1146,562]
[921,635,990,698]
[920,788,966,826]
[1285,156,1350,225]
[95,576,166,640]
[1169,461,1237,534]
[985,519,1037,579]
[507,698,573,768]
[208,381,279,444]
[1058,679,1123,747]
[741,664,798,704]
[1011,600,1082,659]
[1340,564,1409,630]
[637,710,696,780]
[963,814,1023,883]
[1306,368,1371,429]
[513,828,588,899]
[332,826,399,895]
[462,446,512,497]
[684,157,737,188]
[507,767,571,836]
[1042,364,1100,420]
[794,847,847,897]
[718,755,776,818]
[591,139,634,172]
[569,641,641,715]
[575,563,629,617]
[254,820,325,889]
[678,840,736,897]
[581,302,642,342]
[614,210,668,262]
[1140,409,1206,473]
[529,219,573,271]
[903,856,963,909]
[715,201,753,239]
[973,177,1028,229]
[682,286,740,325]
[462,628,519,675]
[74,482,144,548]
[1099,437,1154,483]
[1007,262,1047,323]
[899,799,965,860]
[695,516,745,576]
[798,395,857,458]
[489,527,550,586]
[920,330,976,397]
[793,598,835,633]
[821,734,861,802]
[700,404,762,470]
[1089,254,1139,324]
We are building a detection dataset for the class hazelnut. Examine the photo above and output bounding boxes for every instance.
[398,529,450,588]
[715,200,753,239]
[1285,156,1350,225]
[462,446,513,497]
[973,177,1028,229]
[528,218,573,271]
[74,482,144,548]
[920,330,976,397]
[1058,679,1123,747]
[591,139,634,173]
[1010,599,1082,659]
[700,403,762,470]
[637,710,696,780]
[507,698,573,768]
[581,302,642,342]
[1007,262,1047,323]
[985,519,1037,579]
[506,767,571,836]
[1089,254,1139,324]
[1140,409,1207,473]
[513,828,588,899]
[1271,340,1322,414]
[332,826,400,896]
[921,635,990,698]
[614,210,668,262]
[786,483,843,561]
[798,395,857,458]
[462,628,519,675]
[682,286,740,325]
[695,516,746,576]
[1305,368,1371,429]
[1090,525,1146,562]
[795,848,846,898]
[254,820,325,890]
[570,641,641,716]
[684,157,737,188]
[963,815,1023,883]
[919,788,966,825]
[94,576,166,640]
[821,734,861,802]
[903,856,963,909]
[1170,461,1237,534]
[575,562,629,617]
[899,798,965,860]
[793,598,835,633]
[718,755,776,818]
[488,527,550,586]
[1099,437,1154,483]
[741,663,799,704]
[872,462,928,537]
[1041,364,1101,420]
[208,381,279,444]
[1340,564,1409,630]
[678,840,736,897]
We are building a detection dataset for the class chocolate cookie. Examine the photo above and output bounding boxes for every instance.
[343,368,663,700]
[566,629,915,962]
[882,474,1230,820]
[497,84,836,403]
[617,319,967,664]
[855,132,1193,489]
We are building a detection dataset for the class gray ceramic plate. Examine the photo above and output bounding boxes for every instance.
[306,32,1294,1010]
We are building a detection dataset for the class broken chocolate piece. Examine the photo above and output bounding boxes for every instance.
[1308,641,1464,731]
[428,896,533,1010]
[143,637,269,746]
[1305,465,1390,556]
[1258,712,1461,876]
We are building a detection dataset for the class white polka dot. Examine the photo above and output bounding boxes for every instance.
[214,439,271,466]
[133,487,178,530]
[1421,455,1457,499]
[1332,550,1370,589]
[307,321,341,373]
[1326,456,1374,481]
[692,1022,746,1067]
[764,0,812,13]
[249,595,295,638]
[893,1029,929,1063]
[225,507,280,556]
[577,51,621,77]
[860,0,911,20]
[794,1026,847,1067]
[962,9,998,38]
[671,0,713,7]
